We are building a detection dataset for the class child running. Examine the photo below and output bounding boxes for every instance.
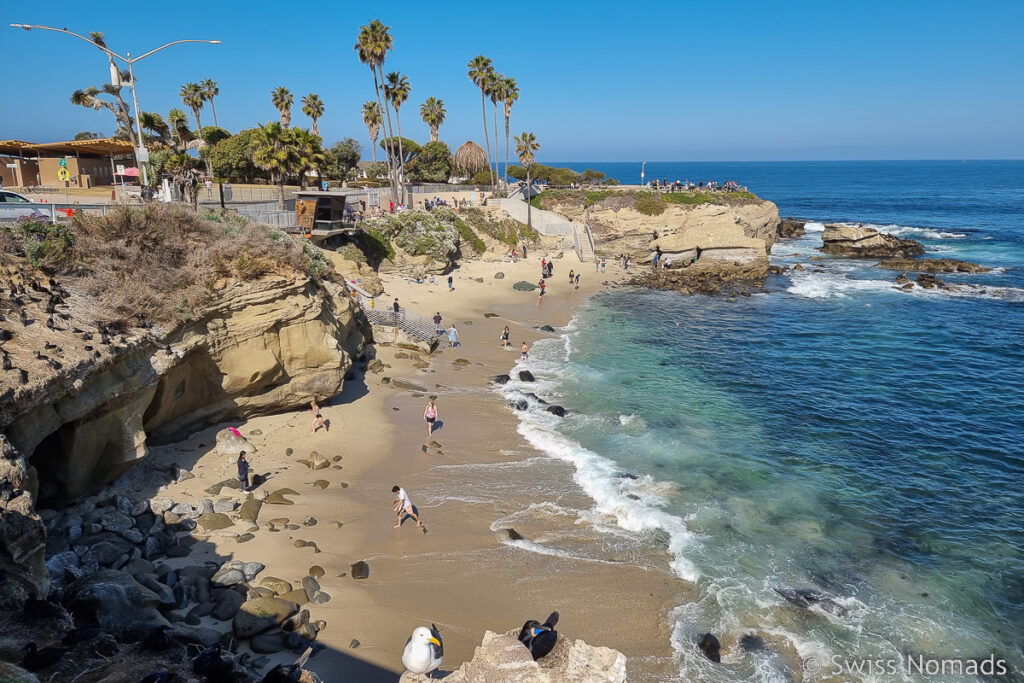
[392,485,422,528]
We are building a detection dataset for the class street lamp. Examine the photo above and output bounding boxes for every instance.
[10,23,220,187]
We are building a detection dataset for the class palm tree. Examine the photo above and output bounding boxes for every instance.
[419,97,446,142]
[179,82,205,135]
[301,94,325,137]
[291,127,326,190]
[201,79,220,128]
[502,77,519,190]
[362,101,382,163]
[384,72,411,183]
[514,132,540,229]
[71,84,139,152]
[271,86,294,128]
[165,152,203,208]
[252,121,299,209]
[489,74,504,188]
[467,55,495,186]
[167,108,192,149]
[355,20,397,202]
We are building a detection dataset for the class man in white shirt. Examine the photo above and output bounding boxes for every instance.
[392,485,423,528]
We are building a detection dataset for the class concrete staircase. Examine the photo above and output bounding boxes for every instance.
[349,284,437,342]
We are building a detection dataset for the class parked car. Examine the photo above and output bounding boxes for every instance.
[0,190,50,222]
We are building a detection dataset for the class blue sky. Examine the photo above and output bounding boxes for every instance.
[2,1,1022,160]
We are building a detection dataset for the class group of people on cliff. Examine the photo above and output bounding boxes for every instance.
[648,179,741,192]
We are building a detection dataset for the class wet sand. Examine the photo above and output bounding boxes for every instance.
[147,253,683,680]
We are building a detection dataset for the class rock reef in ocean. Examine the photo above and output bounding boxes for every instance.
[820,223,925,258]
[876,257,990,273]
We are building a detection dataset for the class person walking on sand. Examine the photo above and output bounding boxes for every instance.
[447,274,454,292]
[575,273,581,290]
[522,243,527,259]
[521,342,529,360]
[601,259,607,273]
[538,279,546,298]
[433,312,443,336]
[310,399,328,433]
[541,258,546,279]
[447,323,459,348]
[569,268,575,285]
[237,451,250,491]
[392,485,422,528]
[423,399,439,437]
[499,325,511,349]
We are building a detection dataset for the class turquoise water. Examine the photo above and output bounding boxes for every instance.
[498,162,1024,680]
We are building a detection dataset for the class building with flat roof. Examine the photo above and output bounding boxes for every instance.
[0,138,135,188]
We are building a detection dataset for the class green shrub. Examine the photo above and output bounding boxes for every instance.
[454,217,486,254]
[463,209,534,247]
[357,228,395,265]
[14,221,76,270]
[633,191,666,216]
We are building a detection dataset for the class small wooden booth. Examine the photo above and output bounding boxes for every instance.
[294,190,361,238]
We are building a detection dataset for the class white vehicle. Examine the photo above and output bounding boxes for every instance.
[0,190,50,222]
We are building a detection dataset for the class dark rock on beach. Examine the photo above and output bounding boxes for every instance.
[774,587,848,617]
[698,633,721,662]
[513,280,538,291]
[492,374,511,385]
[350,561,370,580]
[777,218,806,238]
[518,370,535,382]
[546,405,567,417]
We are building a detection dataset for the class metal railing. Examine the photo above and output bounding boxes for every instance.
[351,288,437,342]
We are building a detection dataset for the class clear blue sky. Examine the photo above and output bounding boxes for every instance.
[2,0,1022,160]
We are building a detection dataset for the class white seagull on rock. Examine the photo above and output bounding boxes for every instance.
[402,623,443,679]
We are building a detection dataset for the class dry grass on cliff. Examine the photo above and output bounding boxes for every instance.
[2,205,329,326]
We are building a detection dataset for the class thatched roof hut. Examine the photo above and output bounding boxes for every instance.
[453,141,488,175]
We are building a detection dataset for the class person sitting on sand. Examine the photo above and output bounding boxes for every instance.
[521,342,529,360]
[310,399,328,433]
[424,400,438,437]
[500,325,511,349]
[237,451,250,491]
[392,485,422,528]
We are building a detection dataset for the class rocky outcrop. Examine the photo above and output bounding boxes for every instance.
[630,261,769,295]
[820,224,924,258]
[0,437,49,610]
[400,630,626,683]
[777,218,806,238]
[2,276,365,503]
[877,257,990,273]
[554,198,780,260]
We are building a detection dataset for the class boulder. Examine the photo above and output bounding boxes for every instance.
[266,488,300,505]
[212,589,245,620]
[260,577,293,595]
[65,570,168,639]
[820,224,924,258]
[546,406,567,417]
[507,398,528,411]
[311,480,330,490]
[250,630,290,654]
[307,451,330,470]
[233,597,300,637]
[518,370,535,382]
[492,374,511,385]
[205,478,242,496]
[350,561,370,580]
[494,272,505,279]
[197,513,234,531]
[216,428,257,457]
[777,218,806,238]
[698,633,721,662]
[513,280,538,291]
[308,565,325,579]
[238,494,262,523]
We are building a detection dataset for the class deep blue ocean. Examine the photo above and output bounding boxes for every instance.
[499,161,1024,681]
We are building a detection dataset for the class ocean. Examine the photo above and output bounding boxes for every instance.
[498,161,1024,681]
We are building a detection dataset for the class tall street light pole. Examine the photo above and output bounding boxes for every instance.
[9,24,220,188]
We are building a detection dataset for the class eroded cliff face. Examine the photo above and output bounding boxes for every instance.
[1,276,365,504]
[553,199,780,265]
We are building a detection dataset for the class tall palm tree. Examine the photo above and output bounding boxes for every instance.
[355,20,397,202]
[201,79,220,128]
[501,77,519,190]
[489,74,504,188]
[419,97,446,142]
[166,152,202,208]
[515,132,540,229]
[384,72,411,183]
[362,101,382,163]
[252,121,299,209]
[167,108,192,148]
[271,86,294,128]
[179,82,205,134]
[301,94,325,137]
[467,55,495,187]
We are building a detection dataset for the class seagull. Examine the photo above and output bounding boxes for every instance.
[518,611,560,660]
[402,624,443,679]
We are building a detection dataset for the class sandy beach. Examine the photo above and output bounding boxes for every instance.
[142,252,685,680]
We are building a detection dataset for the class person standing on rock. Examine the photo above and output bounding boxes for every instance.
[310,400,328,433]
[393,485,423,528]
[424,400,439,437]
[237,451,250,491]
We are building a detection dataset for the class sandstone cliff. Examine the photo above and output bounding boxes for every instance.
[1,275,364,504]
[820,223,925,258]
[541,192,780,270]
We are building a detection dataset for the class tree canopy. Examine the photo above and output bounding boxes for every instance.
[407,141,452,183]
[208,129,264,182]
[379,136,420,165]
[326,138,362,180]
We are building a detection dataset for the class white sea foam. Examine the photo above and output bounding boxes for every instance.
[803,221,825,232]
[499,338,700,582]
[871,223,968,240]
[786,270,896,299]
